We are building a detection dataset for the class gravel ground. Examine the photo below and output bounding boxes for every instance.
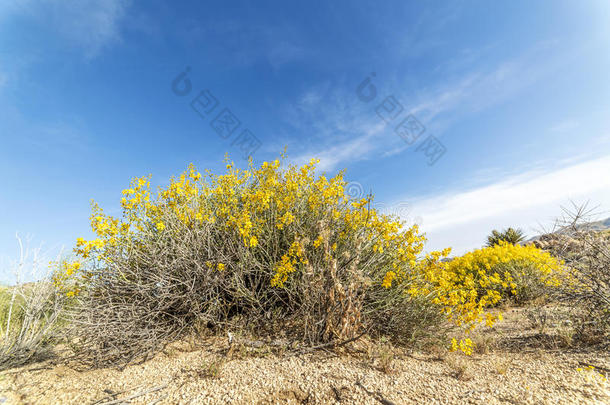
[1,344,608,404]
[1,308,609,404]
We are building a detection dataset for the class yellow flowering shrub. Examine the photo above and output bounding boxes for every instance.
[67,154,451,365]
[75,153,424,287]
[72,156,428,293]
[64,153,565,364]
[415,241,563,331]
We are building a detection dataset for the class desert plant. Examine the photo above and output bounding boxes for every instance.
[363,279,450,347]
[64,156,451,367]
[0,235,67,369]
[486,227,526,247]
[543,204,610,346]
[60,155,566,366]
[418,241,564,329]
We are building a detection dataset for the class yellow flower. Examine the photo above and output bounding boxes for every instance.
[449,338,473,355]
[313,235,323,248]
[156,222,166,231]
[382,271,397,288]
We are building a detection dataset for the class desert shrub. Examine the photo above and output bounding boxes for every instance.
[363,281,450,347]
[542,205,610,346]
[418,242,564,329]
[64,156,455,366]
[0,238,68,369]
[486,227,526,247]
[59,156,570,366]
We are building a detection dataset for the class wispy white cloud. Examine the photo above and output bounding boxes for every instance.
[409,44,562,127]
[400,154,610,253]
[291,128,380,172]
[0,0,131,58]
[282,83,392,171]
[284,42,564,171]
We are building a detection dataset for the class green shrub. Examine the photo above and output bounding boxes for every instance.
[486,227,526,247]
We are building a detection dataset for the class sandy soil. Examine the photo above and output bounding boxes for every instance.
[1,308,609,404]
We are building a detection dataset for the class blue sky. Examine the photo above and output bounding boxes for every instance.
[1,1,609,282]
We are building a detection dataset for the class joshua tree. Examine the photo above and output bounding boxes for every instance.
[486,227,526,247]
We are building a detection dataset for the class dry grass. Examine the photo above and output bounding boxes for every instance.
[0,236,67,370]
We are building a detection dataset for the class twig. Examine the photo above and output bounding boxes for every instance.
[3,365,53,375]
[96,384,168,405]
[355,380,396,405]
[287,329,368,356]
[332,386,343,402]
[89,389,126,405]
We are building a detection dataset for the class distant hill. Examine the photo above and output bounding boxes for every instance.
[583,216,610,231]
[525,216,610,244]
